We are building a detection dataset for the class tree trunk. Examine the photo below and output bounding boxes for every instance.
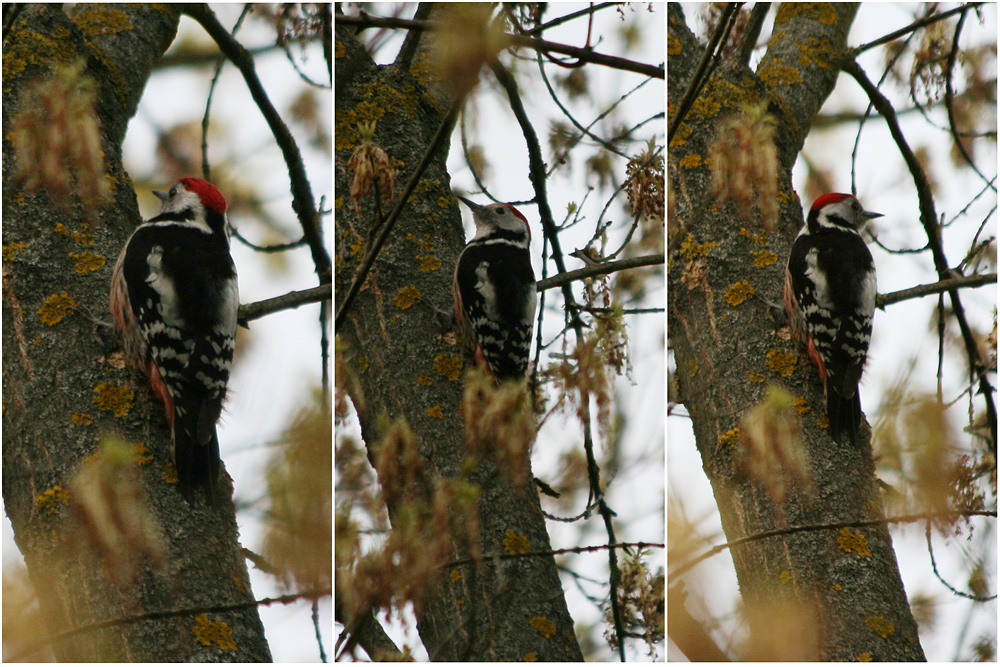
[2,5,270,661]
[668,4,925,660]
[334,11,583,660]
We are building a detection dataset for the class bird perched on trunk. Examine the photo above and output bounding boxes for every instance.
[453,195,536,381]
[784,192,880,445]
[110,177,239,503]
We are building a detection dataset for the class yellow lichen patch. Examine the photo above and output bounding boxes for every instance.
[765,349,797,377]
[37,292,76,325]
[73,7,132,35]
[832,583,842,590]
[232,575,247,593]
[689,92,723,120]
[417,254,442,272]
[130,442,153,466]
[503,528,530,554]
[779,570,793,584]
[687,358,698,377]
[408,53,435,85]
[69,250,106,273]
[748,373,764,383]
[93,381,134,417]
[529,616,557,639]
[393,285,422,310]
[798,37,838,70]
[793,396,811,415]
[758,60,804,87]
[667,34,681,56]
[523,653,538,662]
[35,486,70,515]
[426,405,444,419]
[719,428,741,447]
[163,463,179,485]
[749,230,770,245]
[433,354,463,381]
[406,232,435,251]
[864,615,895,639]
[837,527,872,557]
[669,123,692,148]
[192,614,237,651]
[71,413,92,425]
[3,242,28,261]
[679,154,702,168]
[450,569,462,583]
[3,24,74,79]
[71,228,94,245]
[725,280,754,306]
[350,237,364,258]
[750,249,778,267]
[417,375,433,386]
[857,653,873,662]
[335,80,420,152]
[679,235,717,260]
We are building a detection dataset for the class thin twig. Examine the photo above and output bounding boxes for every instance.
[669,510,996,583]
[185,4,330,285]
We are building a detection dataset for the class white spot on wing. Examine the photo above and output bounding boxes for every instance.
[145,246,185,327]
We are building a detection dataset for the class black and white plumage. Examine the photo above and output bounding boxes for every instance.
[783,192,880,445]
[110,177,238,502]
[453,195,536,381]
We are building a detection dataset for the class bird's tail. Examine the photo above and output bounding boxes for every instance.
[826,372,863,446]
[173,410,221,505]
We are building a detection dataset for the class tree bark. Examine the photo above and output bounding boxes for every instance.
[334,11,583,661]
[668,4,925,661]
[2,5,270,661]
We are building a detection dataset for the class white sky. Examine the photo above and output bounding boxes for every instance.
[670,3,996,661]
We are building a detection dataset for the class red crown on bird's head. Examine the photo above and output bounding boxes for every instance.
[178,177,227,214]
[810,192,855,211]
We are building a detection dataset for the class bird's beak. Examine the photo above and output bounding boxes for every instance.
[865,210,883,220]
[153,190,169,202]
[456,195,482,213]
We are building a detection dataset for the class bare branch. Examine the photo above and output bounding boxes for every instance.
[241,285,332,324]
[334,13,663,78]
[536,254,664,292]
[878,273,997,309]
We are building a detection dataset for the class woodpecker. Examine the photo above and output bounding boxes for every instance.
[110,178,239,503]
[453,195,536,381]
[784,193,880,446]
